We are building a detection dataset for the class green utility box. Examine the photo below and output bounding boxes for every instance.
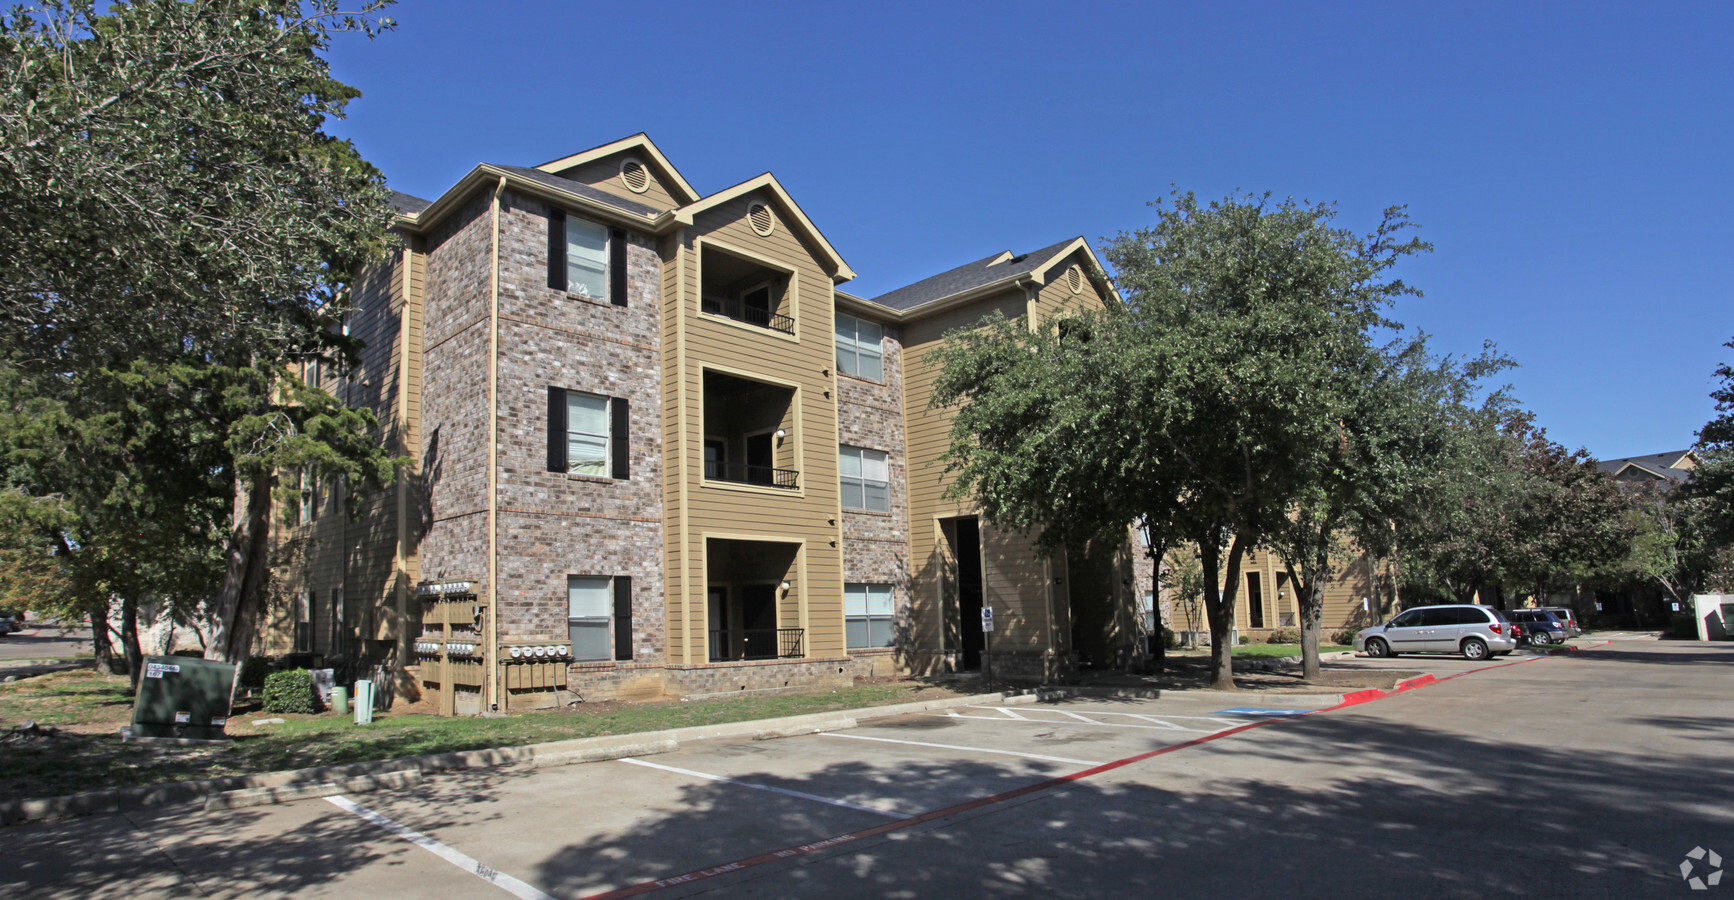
[130,655,236,740]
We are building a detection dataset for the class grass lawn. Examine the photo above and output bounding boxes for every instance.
[0,669,973,801]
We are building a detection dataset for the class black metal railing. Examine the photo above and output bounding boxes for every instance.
[701,295,795,335]
[708,627,805,661]
[705,461,799,489]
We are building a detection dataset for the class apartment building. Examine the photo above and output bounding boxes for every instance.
[272,134,1151,712]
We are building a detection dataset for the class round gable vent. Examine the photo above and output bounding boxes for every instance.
[1066,264,1083,294]
[620,158,651,194]
[747,202,776,237]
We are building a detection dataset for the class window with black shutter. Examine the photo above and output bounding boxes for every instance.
[613,576,633,661]
[610,228,627,306]
[547,209,567,291]
[611,398,629,480]
[547,387,567,472]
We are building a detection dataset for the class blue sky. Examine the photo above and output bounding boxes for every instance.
[322,0,1733,460]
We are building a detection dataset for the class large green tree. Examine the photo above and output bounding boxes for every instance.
[0,0,401,676]
[934,192,1430,689]
[1265,339,1512,678]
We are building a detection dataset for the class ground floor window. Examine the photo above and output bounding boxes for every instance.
[846,583,894,648]
[567,576,612,661]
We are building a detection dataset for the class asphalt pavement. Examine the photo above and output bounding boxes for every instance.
[4,635,1730,899]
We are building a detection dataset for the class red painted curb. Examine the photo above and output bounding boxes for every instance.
[1338,688,1388,705]
[1395,674,1438,691]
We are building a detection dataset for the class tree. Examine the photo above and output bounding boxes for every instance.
[1265,339,1512,678]
[0,0,402,680]
[0,0,396,371]
[934,192,1429,689]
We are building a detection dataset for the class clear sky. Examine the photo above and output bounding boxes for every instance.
[321,0,1733,461]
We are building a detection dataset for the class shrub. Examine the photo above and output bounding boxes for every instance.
[1331,627,1362,646]
[262,668,318,715]
[1266,627,1301,644]
[1161,626,1180,650]
[1237,635,1251,645]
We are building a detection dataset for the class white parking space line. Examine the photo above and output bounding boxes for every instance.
[936,707,1236,733]
[617,757,905,819]
[821,731,1103,766]
[326,796,558,900]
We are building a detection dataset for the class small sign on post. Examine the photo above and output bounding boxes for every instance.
[981,606,994,682]
[981,607,995,633]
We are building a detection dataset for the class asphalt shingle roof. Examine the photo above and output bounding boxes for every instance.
[869,237,1081,311]
[489,165,665,218]
[389,190,432,215]
[1596,450,1695,482]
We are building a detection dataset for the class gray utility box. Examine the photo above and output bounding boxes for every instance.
[130,655,236,740]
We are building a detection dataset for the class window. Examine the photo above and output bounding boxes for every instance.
[547,388,630,479]
[834,313,884,381]
[1389,609,1422,628]
[547,210,628,305]
[840,446,889,511]
[567,576,612,661]
[566,575,634,662]
[299,467,316,524]
[846,583,894,648]
[566,392,609,476]
[294,589,313,652]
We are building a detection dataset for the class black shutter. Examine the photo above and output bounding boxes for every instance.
[548,208,567,291]
[613,576,633,661]
[611,397,630,480]
[609,228,627,306]
[547,387,567,472]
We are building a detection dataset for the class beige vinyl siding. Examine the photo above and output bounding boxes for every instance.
[664,192,848,662]
[660,231,689,660]
[900,288,1031,658]
[551,155,684,212]
[1032,251,1110,321]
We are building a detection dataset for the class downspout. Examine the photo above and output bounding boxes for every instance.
[488,176,506,712]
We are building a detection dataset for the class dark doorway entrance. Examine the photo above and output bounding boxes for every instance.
[745,432,774,485]
[1247,572,1266,629]
[952,517,984,670]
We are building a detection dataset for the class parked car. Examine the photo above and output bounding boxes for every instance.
[1354,604,1518,660]
[1537,606,1581,637]
[1507,609,1569,645]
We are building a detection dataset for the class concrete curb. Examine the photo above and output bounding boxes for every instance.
[203,770,424,811]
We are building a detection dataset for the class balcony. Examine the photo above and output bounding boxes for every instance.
[701,245,793,335]
[704,461,799,489]
[703,371,798,490]
[701,295,794,335]
[708,627,805,661]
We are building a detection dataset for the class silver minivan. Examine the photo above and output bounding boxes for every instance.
[1355,604,1517,660]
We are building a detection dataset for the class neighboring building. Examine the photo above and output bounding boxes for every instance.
[269,134,1148,711]
[1596,449,1697,487]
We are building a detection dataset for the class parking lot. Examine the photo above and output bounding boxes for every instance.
[6,637,1730,899]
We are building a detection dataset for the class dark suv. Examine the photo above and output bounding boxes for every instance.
[1508,609,1569,645]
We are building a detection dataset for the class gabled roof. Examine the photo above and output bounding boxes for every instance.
[536,133,701,205]
[392,164,675,234]
[488,165,664,218]
[1597,450,1697,483]
[870,237,1098,312]
[674,173,856,283]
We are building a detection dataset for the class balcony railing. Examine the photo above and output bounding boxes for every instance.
[705,461,799,489]
[709,627,805,662]
[701,295,795,335]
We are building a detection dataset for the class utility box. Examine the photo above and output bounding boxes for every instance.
[131,655,235,740]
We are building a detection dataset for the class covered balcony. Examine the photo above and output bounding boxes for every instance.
[703,371,799,489]
[700,245,793,335]
[706,539,803,661]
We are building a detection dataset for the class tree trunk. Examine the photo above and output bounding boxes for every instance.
[121,594,143,695]
[1149,547,1165,674]
[90,607,117,675]
[1199,530,1249,690]
[206,474,274,667]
